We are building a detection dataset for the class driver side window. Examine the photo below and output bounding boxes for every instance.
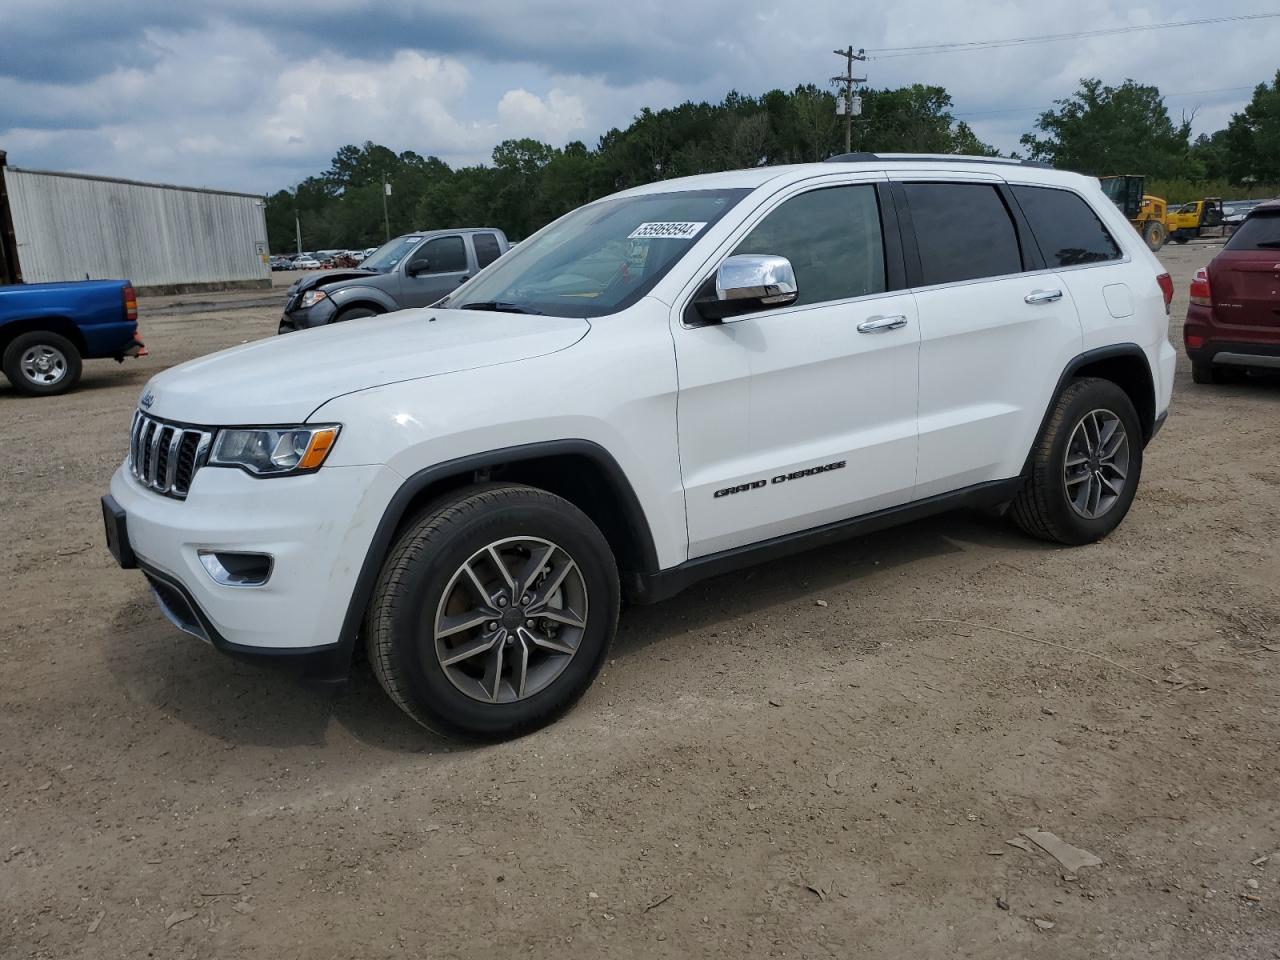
[732,185,887,307]
[410,236,467,275]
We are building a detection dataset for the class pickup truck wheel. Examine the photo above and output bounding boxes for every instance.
[3,331,83,397]
[1011,377,1143,545]
[365,484,619,740]
[332,306,379,323]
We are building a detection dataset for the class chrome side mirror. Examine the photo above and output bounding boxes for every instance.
[696,254,798,321]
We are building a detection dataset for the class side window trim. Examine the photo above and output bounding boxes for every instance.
[874,181,909,292]
[889,180,924,289]
[997,183,1047,273]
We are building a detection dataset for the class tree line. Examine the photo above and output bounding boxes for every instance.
[265,71,1280,253]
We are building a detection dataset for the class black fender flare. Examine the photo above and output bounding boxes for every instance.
[325,440,660,680]
[1020,342,1157,477]
[326,284,399,316]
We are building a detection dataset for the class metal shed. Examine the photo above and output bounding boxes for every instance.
[0,155,270,292]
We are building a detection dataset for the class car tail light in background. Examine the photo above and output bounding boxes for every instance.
[1156,272,1174,313]
[1186,333,1206,349]
[123,283,138,321]
[1189,267,1212,306]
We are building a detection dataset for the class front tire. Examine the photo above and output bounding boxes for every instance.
[2,330,83,396]
[1011,378,1143,545]
[1141,219,1166,251]
[332,306,380,324]
[365,484,620,739]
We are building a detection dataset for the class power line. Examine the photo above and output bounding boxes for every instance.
[865,13,1280,59]
[953,85,1261,119]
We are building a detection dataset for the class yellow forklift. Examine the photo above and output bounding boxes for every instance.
[1166,198,1227,243]
[1099,175,1169,251]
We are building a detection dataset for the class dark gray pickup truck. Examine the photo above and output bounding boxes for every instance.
[278,228,510,333]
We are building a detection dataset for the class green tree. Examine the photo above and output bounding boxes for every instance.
[1219,71,1280,183]
[1020,78,1191,176]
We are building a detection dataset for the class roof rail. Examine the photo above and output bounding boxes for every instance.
[825,152,1053,169]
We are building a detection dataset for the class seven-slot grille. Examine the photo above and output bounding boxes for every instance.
[129,411,213,499]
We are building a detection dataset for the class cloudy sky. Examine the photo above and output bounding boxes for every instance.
[1,1,1277,194]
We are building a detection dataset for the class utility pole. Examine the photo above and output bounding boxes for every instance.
[831,46,867,154]
[381,175,392,242]
[294,208,302,255]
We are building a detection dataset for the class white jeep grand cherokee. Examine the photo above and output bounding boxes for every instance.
[103,154,1176,739]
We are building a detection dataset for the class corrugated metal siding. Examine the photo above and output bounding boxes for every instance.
[3,168,269,287]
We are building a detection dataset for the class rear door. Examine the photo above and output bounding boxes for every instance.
[1210,209,1280,333]
[401,235,472,307]
[893,176,1083,498]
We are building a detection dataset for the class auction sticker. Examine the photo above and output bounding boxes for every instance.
[627,221,707,240]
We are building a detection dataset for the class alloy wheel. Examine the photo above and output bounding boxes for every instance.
[1063,408,1129,519]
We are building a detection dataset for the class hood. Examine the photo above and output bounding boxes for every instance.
[287,269,380,296]
[140,308,589,425]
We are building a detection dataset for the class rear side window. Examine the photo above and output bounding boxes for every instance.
[472,233,502,268]
[732,184,887,307]
[903,183,1022,285]
[1225,211,1280,250]
[1012,185,1121,267]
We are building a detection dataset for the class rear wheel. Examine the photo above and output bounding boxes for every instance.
[365,484,619,740]
[2,331,83,397]
[1193,361,1244,385]
[1141,219,1167,251]
[1011,378,1143,545]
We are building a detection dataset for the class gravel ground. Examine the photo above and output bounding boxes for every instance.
[1,246,1277,959]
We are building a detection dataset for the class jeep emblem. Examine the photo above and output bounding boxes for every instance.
[140,391,155,409]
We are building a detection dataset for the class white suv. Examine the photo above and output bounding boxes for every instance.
[102,154,1176,739]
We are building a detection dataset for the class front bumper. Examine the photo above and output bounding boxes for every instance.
[278,299,337,334]
[106,459,403,674]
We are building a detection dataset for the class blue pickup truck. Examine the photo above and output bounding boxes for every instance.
[0,279,146,396]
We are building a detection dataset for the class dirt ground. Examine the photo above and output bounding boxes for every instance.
[2,249,1277,959]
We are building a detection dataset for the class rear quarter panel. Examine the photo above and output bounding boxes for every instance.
[0,279,134,357]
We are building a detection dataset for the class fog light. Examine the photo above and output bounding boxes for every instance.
[198,550,273,586]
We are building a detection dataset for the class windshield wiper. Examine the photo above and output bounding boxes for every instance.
[457,300,545,315]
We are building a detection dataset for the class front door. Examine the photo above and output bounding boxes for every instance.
[401,235,472,307]
[674,179,920,558]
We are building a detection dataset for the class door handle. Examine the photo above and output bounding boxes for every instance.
[1024,288,1063,304]
[857,314,908,333]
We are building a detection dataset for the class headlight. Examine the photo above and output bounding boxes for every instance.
[299,290,328,308]
[209,425,340,476]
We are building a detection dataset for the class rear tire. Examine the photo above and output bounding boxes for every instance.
[365,484,619,740]
[2,330,83,397]
[1192,361,1240,385]
[1011,378,1143,545]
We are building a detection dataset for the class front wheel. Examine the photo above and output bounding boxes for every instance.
[365,484,620,739]
[2,330,83,397]
[1011,378,1143,545]
[332,306,380,324]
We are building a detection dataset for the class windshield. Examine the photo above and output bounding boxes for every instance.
[443,188,750,318]
[361,235,423,273]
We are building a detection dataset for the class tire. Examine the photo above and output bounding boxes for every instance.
[1011,378,1143,546]
[2,330,83,397]
[1192,361,1241,385]
[1172,232,1189,245]
[365,484,620,740]
[1141,219,1166,251]
[332,306,380,324]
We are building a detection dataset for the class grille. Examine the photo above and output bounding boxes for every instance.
[129,411,213,499]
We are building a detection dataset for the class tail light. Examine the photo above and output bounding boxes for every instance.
[1189,267,1211,306]
[123,283,138,322]
[1156,272,1174,313]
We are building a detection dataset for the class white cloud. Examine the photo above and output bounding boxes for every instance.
[495,88,587,142]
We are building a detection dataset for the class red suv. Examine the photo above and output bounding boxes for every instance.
[1184,199,1280,383]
